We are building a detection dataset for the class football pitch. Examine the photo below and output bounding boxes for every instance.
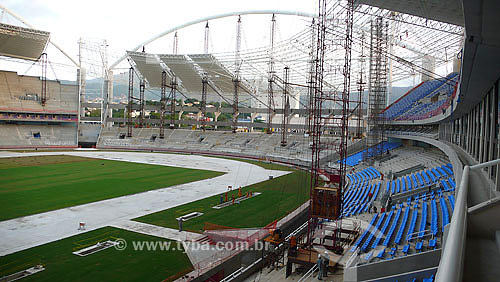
[0,155,223,221]
[134,169,310,232]
[0,226,192,282]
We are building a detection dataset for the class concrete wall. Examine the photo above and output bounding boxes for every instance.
[344,249,441,281]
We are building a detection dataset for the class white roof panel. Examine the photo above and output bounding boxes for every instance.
[127,51,170,88]
[0,23,50,61]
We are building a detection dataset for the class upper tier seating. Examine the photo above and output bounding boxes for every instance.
[383,73,459,121]
[0,70,78,114]
[340,141,401,167]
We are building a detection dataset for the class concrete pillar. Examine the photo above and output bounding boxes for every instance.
[196,111,202,129]
[490,88,498,178]
[467,111,472,154]
[476,106,481,160]
[214,111,221,130]
[479,100,486,163]
[488,90,495,176]
[250,112,258,132]
[474,106,477,158]
[178,110,183,128]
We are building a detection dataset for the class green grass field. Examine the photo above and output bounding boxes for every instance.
[134,169,310,232]
[0,227,192,282]
[0,155,223,221]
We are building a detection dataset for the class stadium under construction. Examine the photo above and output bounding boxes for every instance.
[0,0,499,281]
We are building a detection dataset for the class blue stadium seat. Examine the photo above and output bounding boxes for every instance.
[395,207,410,245]
[402,244,410,255]
[376,248,385,258]
[419,202,428,239]
[383,208,402,246]
[440,197,450,232]
[416,241,423,252]
[351,214,378,252]
[372,211,394,249]
[362,213,386,252]
[429,239,437,249]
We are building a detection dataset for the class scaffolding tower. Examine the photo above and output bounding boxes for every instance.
[365,17,388,160]
[308,0,354,253]
[160,71,167,138]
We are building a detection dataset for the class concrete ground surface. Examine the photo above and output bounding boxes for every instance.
[0,150,289,256]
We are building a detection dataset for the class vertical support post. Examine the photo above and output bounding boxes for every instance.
[365,17,388,161]
[307,18,316,134]
[201,75,208,131]
[204,22,209,54]
[170,78,177,129]
[173,32,178,54]
[139,80,145,128]
[357,32,366,138]
[233,15,242,133]
[160,71,167,138]
[267,14,276,134]
[127,67,134,137]
[40,53,48,106]
[281,67,289,147]
[232,77,239,133]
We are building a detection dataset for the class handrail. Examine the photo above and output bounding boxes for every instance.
[297,264,318,282]
[436,158,500,282]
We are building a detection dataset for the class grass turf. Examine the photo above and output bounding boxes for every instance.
[0,227,192,282]
[134,169,310,232]
[0,155,223,221]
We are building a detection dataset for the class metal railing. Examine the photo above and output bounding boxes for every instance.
[435,158,500,282]
[297,264,318,282]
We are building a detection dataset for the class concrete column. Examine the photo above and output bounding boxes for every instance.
[479,100,486,163]
[495,81,500,191]
[488,90,494,176]
[476,106,481,160]
[484,94,490,164]
[468,111,473,154]
[196,111,202,129]
[473,107,478,159]
[214,111,221,130]
[250,112,258,132]
[460,116,467,149]
[178,110,183,128]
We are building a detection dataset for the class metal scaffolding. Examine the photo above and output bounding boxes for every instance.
[139,79,145,128]
[281,66,289,147]
[267,14,276,134]
[201,75,208,130]
[232,16,241,133]
[307,19,316,134]
[356,32,366,138]
[308,0,354,253]
[40,52,47,106]
[127,67,134,137]
[169,78,177,129]
[160,70,167,138]
[365,17,388,160]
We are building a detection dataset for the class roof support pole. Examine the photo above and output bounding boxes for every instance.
[160,71,167,138]
[232,16,242,133]
[127,67,134,137]
[267,14,276,134]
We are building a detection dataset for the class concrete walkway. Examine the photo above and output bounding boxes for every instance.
[0,151,289,256]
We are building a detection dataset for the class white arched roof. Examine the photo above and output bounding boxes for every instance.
[109,10,317,69]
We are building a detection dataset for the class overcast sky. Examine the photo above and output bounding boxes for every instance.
[1,0,317,79]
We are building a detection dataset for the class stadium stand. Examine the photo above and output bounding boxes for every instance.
[97,127,344,163]
[383,73,459,121]
[0,70,78,148]
[343,144,456,270]
[340,141,401,166]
